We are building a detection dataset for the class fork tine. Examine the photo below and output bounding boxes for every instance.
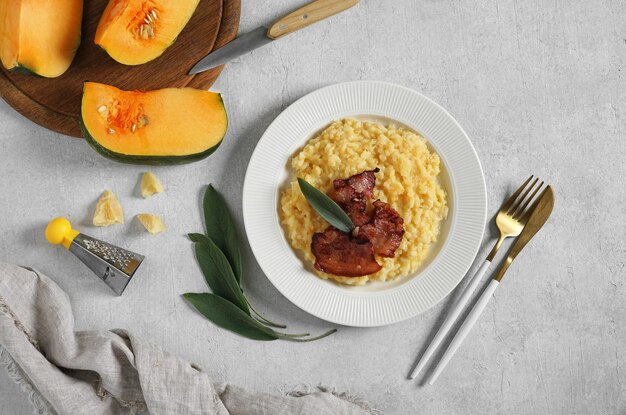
[507,177,539,215]
[518,186,548,222]
[501,175,534,212]
[505,176,538,214]
[512,180,544,220]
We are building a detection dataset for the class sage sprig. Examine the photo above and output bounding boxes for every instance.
[188,233,248,313]
[183,293,336,342]
[183,184,337,342]
[203,185,242,282]
[183,293,278,341]
[298,178,354,233]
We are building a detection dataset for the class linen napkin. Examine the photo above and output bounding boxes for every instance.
[0,263,376,415]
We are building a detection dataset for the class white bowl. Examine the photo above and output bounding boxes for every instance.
[243,81,486,327]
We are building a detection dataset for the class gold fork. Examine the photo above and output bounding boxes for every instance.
[486,175,544,262]
[409,175,544,379]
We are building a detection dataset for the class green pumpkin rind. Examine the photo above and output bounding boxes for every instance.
[79,91,227,166]
[8,65,42,77]
[79,116,225,165]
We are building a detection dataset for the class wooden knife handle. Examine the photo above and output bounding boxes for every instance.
[267,0,360,39]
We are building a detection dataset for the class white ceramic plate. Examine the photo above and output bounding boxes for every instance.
[243,81,486,327]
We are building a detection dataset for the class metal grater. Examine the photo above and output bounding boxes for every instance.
[45,218,145,295]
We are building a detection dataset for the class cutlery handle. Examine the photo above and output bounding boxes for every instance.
[409,259,491,379]
[267,0,360,39]
[428,279,500,385]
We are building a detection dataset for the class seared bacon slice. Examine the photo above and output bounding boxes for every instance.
[309,169,405,277]
[311,227,382,277]
[334,168,379,198]
[328,168,380,226]
[355,200,405,257]
[327,186,370,226]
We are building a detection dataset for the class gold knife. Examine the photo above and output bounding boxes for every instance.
[427,185,555,385]
[494,185,555,281]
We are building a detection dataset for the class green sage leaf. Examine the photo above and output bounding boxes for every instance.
[183,293,336,342]
[297,178,354,233]
[189,233,249,314]
[190,233,287,329]
[185,185,338,343]
[203,185,243,283]
[183,293,278,341]
[188,233,206,244]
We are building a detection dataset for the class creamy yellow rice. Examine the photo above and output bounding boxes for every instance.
[280,118,448,285]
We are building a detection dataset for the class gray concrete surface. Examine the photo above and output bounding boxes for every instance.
[1,0,625,413]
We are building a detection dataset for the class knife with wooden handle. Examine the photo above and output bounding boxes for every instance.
[189,0,360,74]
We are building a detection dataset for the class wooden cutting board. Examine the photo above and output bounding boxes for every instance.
[0,0,240,137]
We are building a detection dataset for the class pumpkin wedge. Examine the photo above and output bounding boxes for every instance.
[80,82,228,165]
[0,0,82,77]
[95,0,200,65]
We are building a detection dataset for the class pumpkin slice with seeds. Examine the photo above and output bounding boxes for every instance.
[94,0,200,65]
[80,82,227,165]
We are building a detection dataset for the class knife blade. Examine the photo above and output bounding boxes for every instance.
[189,27,273,74]
[494,185,555,281]
[189,0,360,75]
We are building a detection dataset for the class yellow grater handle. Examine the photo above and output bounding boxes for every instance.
[45,217,79,250]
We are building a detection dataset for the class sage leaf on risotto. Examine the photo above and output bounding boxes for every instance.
[297,178,354,233]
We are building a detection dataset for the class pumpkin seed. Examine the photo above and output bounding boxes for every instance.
[98,105,107,113]
[151,10,158,20]
[131,124,137,133]
[108,128,116,134]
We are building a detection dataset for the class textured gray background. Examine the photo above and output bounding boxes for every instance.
[1,0,625,413]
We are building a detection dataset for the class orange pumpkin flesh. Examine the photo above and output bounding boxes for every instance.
[0,0,82,77]
[80,82,228,164]
[95,0,200,65]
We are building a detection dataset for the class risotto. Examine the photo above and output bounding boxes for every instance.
[280,118,448,285]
